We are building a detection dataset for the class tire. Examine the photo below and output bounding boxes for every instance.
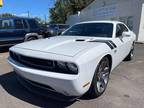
[26,36,37,41]
[124,43,135,61]
[88,57,111,98]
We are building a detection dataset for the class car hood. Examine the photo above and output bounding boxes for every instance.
[15,36,104,57]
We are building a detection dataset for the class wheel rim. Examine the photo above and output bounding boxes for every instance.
[131,45,134,58]
[96,58,110,93]
[131,50,134,58]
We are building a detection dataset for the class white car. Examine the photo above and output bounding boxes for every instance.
[8,21,136,101]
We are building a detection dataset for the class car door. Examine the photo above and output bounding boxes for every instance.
[13,19,28,41]
[119,24,133,54]
[112,24,131,67]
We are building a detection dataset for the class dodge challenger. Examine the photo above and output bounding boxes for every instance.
[8,21,136,101]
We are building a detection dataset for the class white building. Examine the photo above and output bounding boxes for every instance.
[66,0,144,42]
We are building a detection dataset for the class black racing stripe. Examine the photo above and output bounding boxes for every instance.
[108,40,117,48]
[105,41,114,49]
[88,40,114,49]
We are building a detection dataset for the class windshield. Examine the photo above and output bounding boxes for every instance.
[62,23,113,38]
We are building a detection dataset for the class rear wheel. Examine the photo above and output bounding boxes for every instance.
[89,57,111,98]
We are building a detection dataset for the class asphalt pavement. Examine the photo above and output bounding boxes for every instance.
[0,44,144,108]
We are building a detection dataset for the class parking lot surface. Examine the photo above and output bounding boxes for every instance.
[0,44,144,108]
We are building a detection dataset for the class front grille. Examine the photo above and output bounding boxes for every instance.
[10,51,55,69]
[10,51,77,74]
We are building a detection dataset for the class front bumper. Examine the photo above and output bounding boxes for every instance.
[16,74,78,101]
[8,57,86,98]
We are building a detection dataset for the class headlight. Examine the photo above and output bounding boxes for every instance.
[57,61,67,70]
[56,61,78,74]
[67,63,78,74]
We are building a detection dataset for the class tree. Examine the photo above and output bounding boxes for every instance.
[49,0,94,24]
[49,1,67,23]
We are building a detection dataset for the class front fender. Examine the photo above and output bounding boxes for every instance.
[74,44,113,92]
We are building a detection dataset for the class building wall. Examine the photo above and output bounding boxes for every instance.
[66,0,144,41]
[138,3,144,42]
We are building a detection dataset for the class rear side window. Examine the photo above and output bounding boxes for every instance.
[27,19,39,29]
[0,19,14,29]
[14,19,24,29]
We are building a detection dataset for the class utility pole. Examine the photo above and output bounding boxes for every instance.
[27,11,30,18]
[44,14,47,24]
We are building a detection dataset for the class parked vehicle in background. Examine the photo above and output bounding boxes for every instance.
[47,24,70,36]
[0,17,48,47]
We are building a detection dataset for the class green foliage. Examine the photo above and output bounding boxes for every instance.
[49,0,94,24]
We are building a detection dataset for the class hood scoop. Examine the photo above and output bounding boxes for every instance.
[75,39,86,42]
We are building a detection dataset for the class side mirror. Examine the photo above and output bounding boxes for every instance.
[122,31,131,37]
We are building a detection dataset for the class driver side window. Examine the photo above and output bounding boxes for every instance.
[116,24,128,37]
[116,25,122,37]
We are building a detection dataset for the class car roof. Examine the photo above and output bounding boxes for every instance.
[77,20,124,25]
[0,17,35,20]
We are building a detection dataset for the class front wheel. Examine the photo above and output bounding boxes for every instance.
[124,43,135,61]
[88,57,111,98]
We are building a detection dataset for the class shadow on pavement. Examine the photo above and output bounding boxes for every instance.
[0,46,11,53]
[0,72,75,108]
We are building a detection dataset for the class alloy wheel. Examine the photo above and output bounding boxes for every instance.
[96,58,110,93]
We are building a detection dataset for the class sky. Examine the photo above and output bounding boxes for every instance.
[0,0,55,20]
